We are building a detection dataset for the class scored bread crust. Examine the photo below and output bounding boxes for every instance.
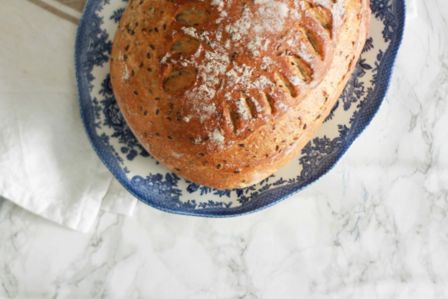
[111,0,370,189]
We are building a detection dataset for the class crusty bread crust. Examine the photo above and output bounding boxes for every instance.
[111,0,370,189]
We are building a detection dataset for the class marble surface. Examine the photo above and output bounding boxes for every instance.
[1,0,448,298]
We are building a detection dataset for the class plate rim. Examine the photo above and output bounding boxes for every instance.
[75,0,406,217]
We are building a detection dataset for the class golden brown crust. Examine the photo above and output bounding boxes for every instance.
[111,0,370,189]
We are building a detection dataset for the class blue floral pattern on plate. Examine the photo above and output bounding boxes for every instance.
[75,0,405,216]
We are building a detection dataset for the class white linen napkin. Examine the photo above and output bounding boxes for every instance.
[0,0,137,232]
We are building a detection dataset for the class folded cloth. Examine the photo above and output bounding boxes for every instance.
[0,0,136,232]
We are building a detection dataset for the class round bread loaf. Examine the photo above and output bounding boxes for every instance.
[110,0,370,189]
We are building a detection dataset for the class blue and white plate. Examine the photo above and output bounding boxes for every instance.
[75,0,405,216]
